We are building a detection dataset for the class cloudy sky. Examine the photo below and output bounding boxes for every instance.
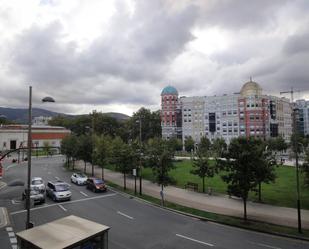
[0,0,309,116]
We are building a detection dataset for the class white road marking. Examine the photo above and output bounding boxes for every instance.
[9,238,17,244]
[11,199,21,205]
[250,242,281,249]
[11,193,117,215]
[6,227,13,232]
[176,234,214,247]
[80,191,88,197]
[55,176,60,180]
[8,232,15,237]
[58,204,67,212]
[117,211,134,220]
[12,245,18,249]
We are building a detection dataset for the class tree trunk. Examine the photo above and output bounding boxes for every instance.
[84,161,86,173]
[202,176,205,193]
[91,164,94,177]
[243,197,247,221]
[101,166,104,179]
[72,159,75,170]
[124,172,126,190]
[258,182,261,202]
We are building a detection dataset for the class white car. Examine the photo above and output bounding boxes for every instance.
[71,173,88,185]
[30,177,45,193]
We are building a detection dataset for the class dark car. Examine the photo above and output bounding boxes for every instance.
[22,188,45,205]
[86,178,107,192]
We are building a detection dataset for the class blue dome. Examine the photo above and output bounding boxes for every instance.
[161,86,178,96]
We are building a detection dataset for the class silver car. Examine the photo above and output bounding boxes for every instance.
[22,188,45,204]
[30,177,45,193]
[46,181,72,202]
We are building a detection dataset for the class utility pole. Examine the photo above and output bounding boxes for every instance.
[280,87,302,233]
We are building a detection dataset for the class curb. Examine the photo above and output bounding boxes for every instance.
[108,185,309,243]
[0,207,9,228]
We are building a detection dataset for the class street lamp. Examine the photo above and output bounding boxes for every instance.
[26,86,55,229]
[291,107,302,233]
[136,117,142,195]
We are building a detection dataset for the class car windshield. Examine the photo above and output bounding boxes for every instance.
[77,174,87,178]
[32,180,43,185]
[55,184,69,192]
[94,179,104,184]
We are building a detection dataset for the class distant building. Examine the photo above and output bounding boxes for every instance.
[0,125,70,151]
[32,116,52,126]
[160,80,293,145]
[296,99,309,136]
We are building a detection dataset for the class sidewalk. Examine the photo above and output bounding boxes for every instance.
[76,161,309,229]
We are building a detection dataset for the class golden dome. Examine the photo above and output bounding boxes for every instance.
[240,79,262,97]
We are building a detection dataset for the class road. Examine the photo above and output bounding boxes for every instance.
[0,156,308,249]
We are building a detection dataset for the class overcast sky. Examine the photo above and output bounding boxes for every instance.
[0,0,309,116]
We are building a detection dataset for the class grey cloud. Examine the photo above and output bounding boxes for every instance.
[283,31,309,55]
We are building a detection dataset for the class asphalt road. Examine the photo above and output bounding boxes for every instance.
[1,156,309,249]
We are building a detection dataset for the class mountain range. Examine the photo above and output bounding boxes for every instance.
[0,107,130,124]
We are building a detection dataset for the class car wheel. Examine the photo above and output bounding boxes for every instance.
[71,179,73,183]
[92,187,96,193]
[52,195,57,202]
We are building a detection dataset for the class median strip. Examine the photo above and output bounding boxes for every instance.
[176,234,214,247]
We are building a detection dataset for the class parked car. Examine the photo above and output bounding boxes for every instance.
[86,178,107,192]
[71,173,88,185]
[22,187,45,204]
[46,181,71,202]
[30,177,45,193]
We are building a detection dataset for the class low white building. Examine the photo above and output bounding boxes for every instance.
[0,125,70,151]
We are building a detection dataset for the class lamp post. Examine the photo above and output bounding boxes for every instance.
[292,107,302,233]
[26,86,55,229]
[136,117,142,195]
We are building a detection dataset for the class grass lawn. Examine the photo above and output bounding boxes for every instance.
[140,160,309,210]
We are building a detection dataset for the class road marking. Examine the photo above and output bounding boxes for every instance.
[11,199,21,205]
[0,207,9,228]
[176,234,214,247]
[55,176,60,180]
[8,232,15,237]
[0,182,7,190]
[10,238,17,244]
[6,227,13,232]
[11,193,117,215]
[117,211,134,220]
[80,191,88,197]
[250,242,281,249]
[58,204,67,212]
[12,245,17,249]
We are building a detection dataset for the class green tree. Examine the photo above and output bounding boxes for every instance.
[167,137,183,152]
[61,134,78,168]
[255,141,277,202]
[217,137,266,221]
[112,137,137,190]
[94,135,112,179]
[191,148,216,193]
[198,136,211,155]
[211,138,227,157]
[184,136,195,152]
[76,135,93,173]
[145,138,174,205]
[43,141,51,156]
[302,148,309,186]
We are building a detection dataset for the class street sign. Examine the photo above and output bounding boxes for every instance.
[132,168,136,176]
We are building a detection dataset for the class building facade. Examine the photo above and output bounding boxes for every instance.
[296,99,309,136]
[0,125,70,151]
[161,80,293,144]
